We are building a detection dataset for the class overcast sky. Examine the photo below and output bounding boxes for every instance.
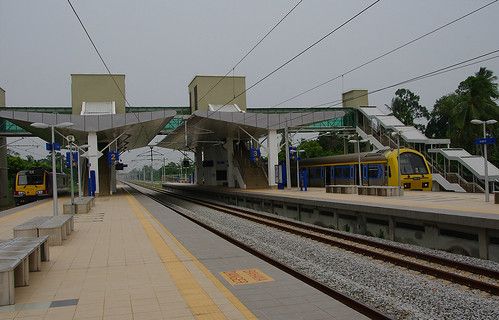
[1,0,498,169]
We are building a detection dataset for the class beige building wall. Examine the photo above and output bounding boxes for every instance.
[342,89,369,107]
[71,74,126,114]
[188,75,246,113]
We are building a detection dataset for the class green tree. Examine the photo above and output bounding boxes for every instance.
[389,88,429,131]
[297,139,331,158]
[426,93,462,139]
[317,132,347,155]
[426,67,499,166]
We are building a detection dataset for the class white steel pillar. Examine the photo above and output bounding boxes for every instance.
[285,126,291,189]
[267,129,278,187]
[88,132,100,194]
[225,138,235,188]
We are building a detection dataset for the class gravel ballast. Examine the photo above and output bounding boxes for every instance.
[141,187,499,320]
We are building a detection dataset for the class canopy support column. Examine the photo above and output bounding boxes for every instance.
[88,132,100,194]
[267,129,278,187]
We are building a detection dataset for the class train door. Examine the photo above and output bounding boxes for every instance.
[362,164,371,186]
[367,164,384,186]
[350,166,355,185]
[325,167,331,186]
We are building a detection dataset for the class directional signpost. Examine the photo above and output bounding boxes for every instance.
[474,137,496,145]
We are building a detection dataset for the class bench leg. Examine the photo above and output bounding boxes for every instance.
[14,258,29,287]
[28,248,41,272]
[39,229,63,246]
[0,270,15,305]
[41,242,50,262]
[61,226,68,240]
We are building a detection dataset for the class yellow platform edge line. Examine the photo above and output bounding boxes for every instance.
[126,195,226,319]
[127,194,257,320]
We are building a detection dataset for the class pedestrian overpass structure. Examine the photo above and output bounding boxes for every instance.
[1,75,496,205]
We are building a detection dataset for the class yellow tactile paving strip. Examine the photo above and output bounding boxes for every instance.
[0,194,255,320]
[127,194,257,320]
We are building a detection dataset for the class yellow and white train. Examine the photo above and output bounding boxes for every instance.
[14,168,69,206]
[300,148,432,191]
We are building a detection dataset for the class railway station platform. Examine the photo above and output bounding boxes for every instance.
[162,183,499,262]
[0,187,366,320]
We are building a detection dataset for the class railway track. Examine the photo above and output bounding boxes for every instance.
[125,182,392,320]
[126,181,499,318]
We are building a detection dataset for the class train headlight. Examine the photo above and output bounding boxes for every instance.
[17,191,25,196]
[422,182,429,188]
[36,190,44,195]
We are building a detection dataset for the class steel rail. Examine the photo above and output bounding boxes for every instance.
[125,182,392,320]
[141,182,499,295]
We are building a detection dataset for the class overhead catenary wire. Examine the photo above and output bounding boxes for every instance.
[266,49,499,129]
[196,0,304,106]
[65,0,148,135]
[66,0,131,108]
[270,0,499,108]
[206,0,382,118]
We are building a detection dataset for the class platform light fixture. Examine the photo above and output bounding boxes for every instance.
[348,138,368,186]
[30,122,74,216]
[471,119,498,202]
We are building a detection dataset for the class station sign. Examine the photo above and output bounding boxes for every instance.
[474,137,496,145]
[45,142,61,151]
[107,151,119,165]
[65,152,79,168]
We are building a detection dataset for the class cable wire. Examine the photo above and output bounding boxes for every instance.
[266,49,499,129]
[271,0,499,108]
[206,0,382,118]
[197,0,304,105]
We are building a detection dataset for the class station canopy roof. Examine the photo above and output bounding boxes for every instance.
[157,109,346,150]
[0,109,176,152]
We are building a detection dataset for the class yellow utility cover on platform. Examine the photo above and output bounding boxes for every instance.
[220,268,274,286]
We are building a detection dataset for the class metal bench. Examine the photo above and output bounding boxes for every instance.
[38,215,74,246]
[325,185,358,194]
[358,186,403,196]
[13,216,52,238]
[0,236,50,306]
[63,196,94,214]
[358,186,377,196]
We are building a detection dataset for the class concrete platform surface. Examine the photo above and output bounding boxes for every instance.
[245,188,499,217]
[166,183,499,218]
[0,188,365,320]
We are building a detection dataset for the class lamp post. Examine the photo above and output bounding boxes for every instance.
[292,149,305,191]
[471,119,498,202]
[391,131,402,196]
[69,143,89,199]
[31,122,73,216]
[348,138,368,186]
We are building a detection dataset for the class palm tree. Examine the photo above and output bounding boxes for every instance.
[452,68,499,149]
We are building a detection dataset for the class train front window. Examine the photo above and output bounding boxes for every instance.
[399,153,428,175]
[18,174,44,185]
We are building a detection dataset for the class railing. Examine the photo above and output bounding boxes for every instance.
[423,150,485,193]
[446,173,484,193]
